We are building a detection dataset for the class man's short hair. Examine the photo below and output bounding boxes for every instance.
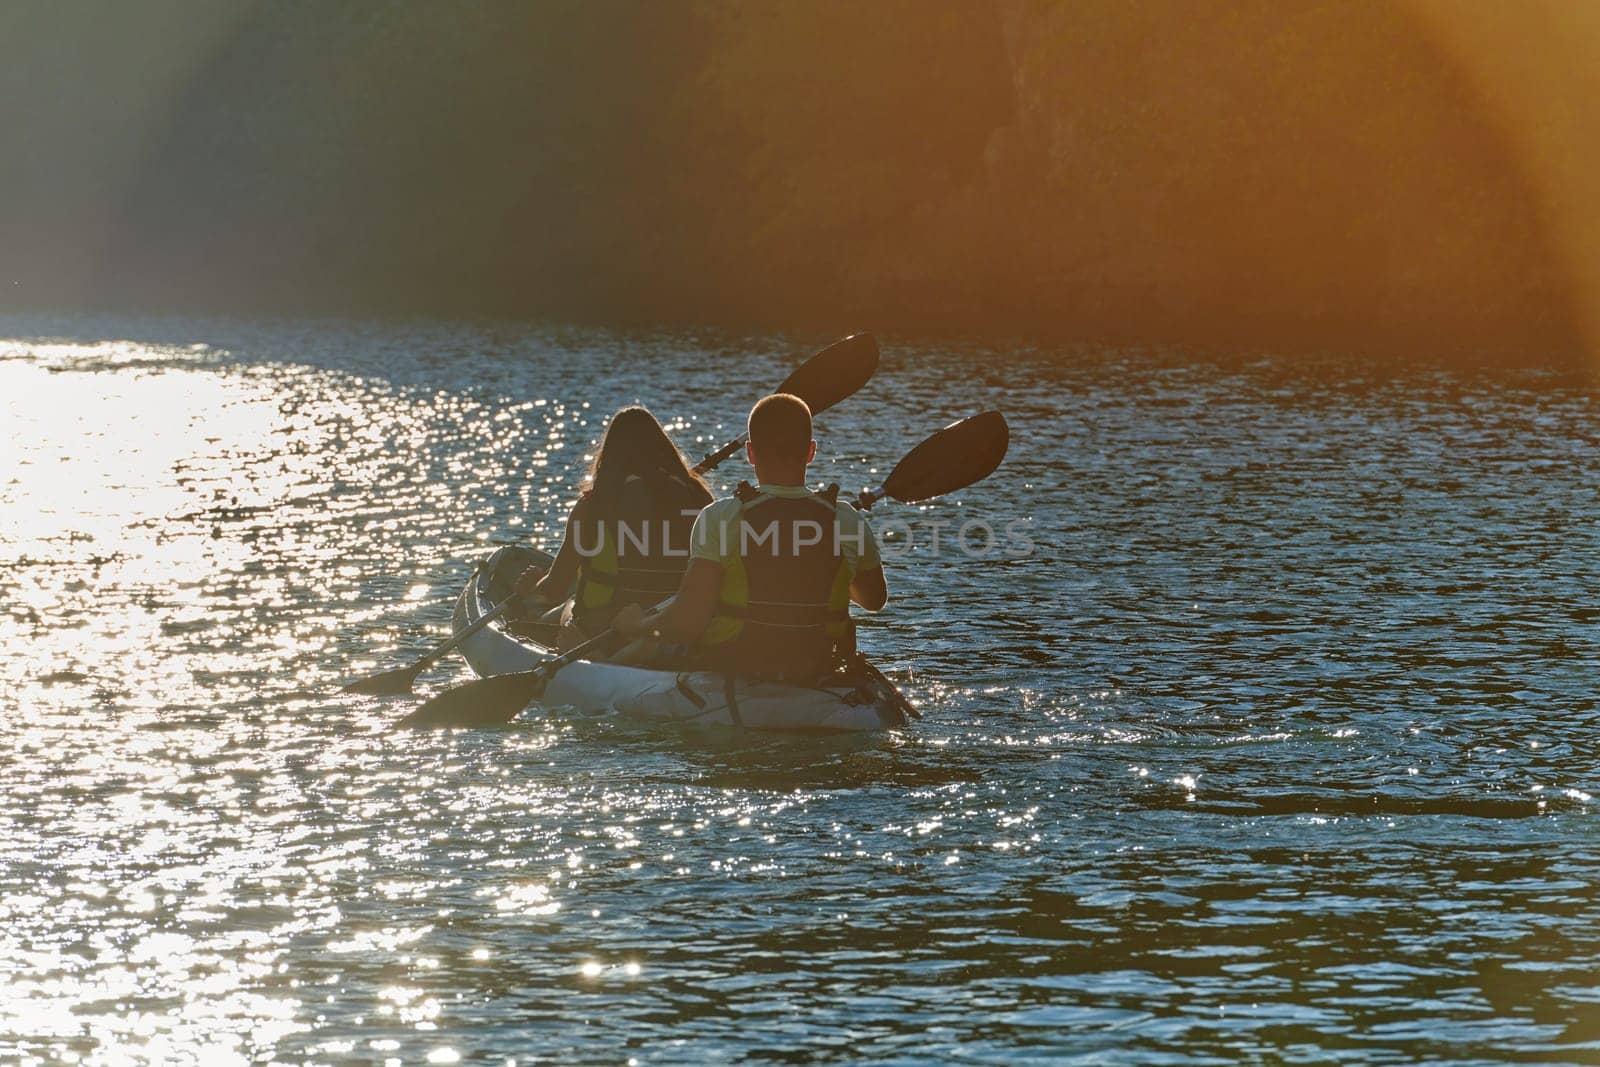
[748,393,813,465]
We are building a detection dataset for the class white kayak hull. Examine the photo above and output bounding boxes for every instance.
[452,546,905,732]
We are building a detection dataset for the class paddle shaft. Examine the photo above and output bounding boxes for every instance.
[855,485,887,510]
[556,595,674,672]
[694,437,745,474]
[418,595,515,670]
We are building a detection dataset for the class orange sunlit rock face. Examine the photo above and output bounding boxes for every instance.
[0,0,1593,363]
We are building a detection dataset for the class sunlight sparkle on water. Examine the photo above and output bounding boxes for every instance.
[3,321,1597,1063]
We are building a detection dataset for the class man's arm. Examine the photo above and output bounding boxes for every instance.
[842,504,887,611]
[850,563,888,612]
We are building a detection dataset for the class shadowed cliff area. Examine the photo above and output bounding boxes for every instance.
[2,0,1596,362]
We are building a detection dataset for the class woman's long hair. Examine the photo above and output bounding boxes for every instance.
[584,405,712,515]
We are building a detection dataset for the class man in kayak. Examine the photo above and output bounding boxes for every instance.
[615,392,887,680]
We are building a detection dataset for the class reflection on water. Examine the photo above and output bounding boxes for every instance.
[1,315,1597,1063]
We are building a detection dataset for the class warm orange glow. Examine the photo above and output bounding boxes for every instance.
[2,4,1597,362]
[1405,0,1600,367]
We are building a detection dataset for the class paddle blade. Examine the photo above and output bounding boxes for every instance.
[777,333,878,417]
[342,664,422,696]
[882,411,1010,503]
[394,670,546,730]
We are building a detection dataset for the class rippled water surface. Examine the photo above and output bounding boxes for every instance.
[2,314,1598,1064]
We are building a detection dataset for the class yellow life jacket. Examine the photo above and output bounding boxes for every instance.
[698,482,853,680]
[571,479,698,630]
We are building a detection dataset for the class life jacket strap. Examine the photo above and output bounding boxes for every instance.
[713,599,848,622]
[733,481,841,509]
[675,674,708,709]
[612,564,684,596]
[722,674,745,727]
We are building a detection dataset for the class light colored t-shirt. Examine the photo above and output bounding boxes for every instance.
[690,484,881,575]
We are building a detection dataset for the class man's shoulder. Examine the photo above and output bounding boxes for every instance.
[689,496,742,563]
[831,497,873,526]
[698,496,743,522]
[692,496,744,538]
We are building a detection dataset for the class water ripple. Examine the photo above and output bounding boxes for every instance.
[1,315,1596,1063]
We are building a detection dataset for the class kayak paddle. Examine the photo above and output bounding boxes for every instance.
[342,333,879,696]
[395,410,1011,729]
[854,411,1009,509]
[694,333,878,471]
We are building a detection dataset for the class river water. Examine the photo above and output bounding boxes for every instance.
[1,314,1596,1064]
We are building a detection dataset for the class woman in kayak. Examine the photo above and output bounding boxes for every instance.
[515,405,712,650]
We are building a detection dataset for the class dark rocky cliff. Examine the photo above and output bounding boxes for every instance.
[3,0,1593,359]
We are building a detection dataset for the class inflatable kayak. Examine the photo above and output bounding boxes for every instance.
[452,546,909,732]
